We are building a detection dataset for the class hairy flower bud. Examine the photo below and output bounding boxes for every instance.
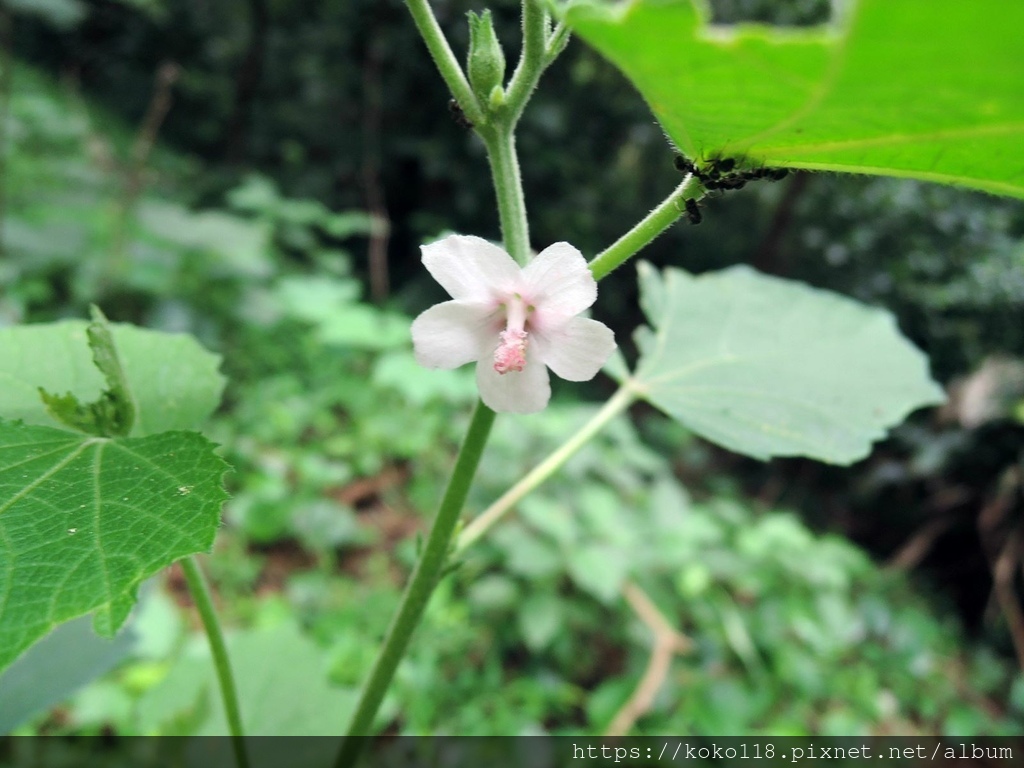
[467,10,506,104]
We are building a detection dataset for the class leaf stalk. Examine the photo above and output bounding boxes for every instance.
[180,557,250,768]
[589,174,702,281]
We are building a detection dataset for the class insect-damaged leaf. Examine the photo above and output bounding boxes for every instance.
[39,307,137,438]
[563,0,1024,197]
[0,319,224,437]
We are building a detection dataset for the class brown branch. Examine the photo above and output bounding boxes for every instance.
[977,467,1024,672]
[128,62,180,197]
[605,581,692,736]
[360,36,391,304]
[886,515,956,571]
[751,171,811,276]
[886,486,972,571]
[0,9,12,260]
[222,0,269,162]
[991,527,1024,672]
[109,62,179,278]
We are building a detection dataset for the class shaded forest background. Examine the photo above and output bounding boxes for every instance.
[4,0,1024,736]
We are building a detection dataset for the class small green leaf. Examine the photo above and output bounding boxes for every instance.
[138,623,357,735]
[563,0,1024,197]
[0,320,224,436]
[39,307,136,437]
[517,593,563,651]
[0,420,229,675]
[567,543,631,603]
[628,263,945,464]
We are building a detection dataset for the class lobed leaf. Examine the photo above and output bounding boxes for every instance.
[0,420,229,674]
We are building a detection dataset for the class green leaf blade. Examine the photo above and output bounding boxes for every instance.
[0,421,228,674]
[630,264,945,464]
[564,0,1024,197]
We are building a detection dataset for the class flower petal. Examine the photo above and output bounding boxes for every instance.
[534,316,616,382]
[412,300,495,369]
[521,242,597,320]
[422,235,521,302]
[476,348,551,413]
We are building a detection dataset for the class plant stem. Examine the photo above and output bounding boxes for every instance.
[504,0,548,126]
[589,174,701,281]
[455,383,637,554]
[544,22,571,66]
[334,4,566,762]
[180,557,249,768]
[404,0,485,126]
[336,401,495,760]
[482,127,530,263]
[476,0,558,265]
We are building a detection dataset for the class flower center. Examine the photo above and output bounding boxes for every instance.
[493,295,530,375]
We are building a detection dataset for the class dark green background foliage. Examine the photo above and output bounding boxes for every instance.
[3,0,1024,737]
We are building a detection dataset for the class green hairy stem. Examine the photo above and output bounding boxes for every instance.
[180,557,250,768]
[336,401,495,755]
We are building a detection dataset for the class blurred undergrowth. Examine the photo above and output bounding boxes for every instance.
[3,0,1024,739]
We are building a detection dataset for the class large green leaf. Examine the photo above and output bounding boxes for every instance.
[628,263,945,464]
[0,420,228,674]
[0,612,137,734]
[0,321,224,436]
[563,0,1024,197]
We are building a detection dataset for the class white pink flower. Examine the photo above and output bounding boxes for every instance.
[411,235,616,413]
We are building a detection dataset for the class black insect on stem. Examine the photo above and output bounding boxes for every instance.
[447,98,473,130]
[718,176,746,190]
[674,154,700,177]
[705,154,735,179]
[683,197,702,225]
[675,151,790,192]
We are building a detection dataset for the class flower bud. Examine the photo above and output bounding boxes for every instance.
[467,10,506,104]
[487,84,505,111]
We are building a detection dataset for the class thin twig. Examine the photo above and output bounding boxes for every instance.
[886,486,970,570]
[361,34,391,303]
[605,581,692,736]
[751,171,810,275]
[992,527,1024,672]
[977,467,1024,671]
[885,515,956,571]
[222,0,268,162]
[0,9,13,259]
[111,62,180,275]
[131,62,180,177]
